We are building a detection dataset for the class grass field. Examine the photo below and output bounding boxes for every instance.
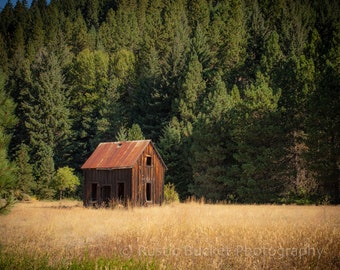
[0,200,339,269]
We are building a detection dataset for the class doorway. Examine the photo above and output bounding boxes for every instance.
[146,182,152,201]
[91,183,98,201]
[101,186,111,204]
[117,182,125,200]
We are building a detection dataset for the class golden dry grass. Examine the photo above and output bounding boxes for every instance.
[0,200,339,269]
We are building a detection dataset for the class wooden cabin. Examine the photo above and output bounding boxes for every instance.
[81,140,167,207]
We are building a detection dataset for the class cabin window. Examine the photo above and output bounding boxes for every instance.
[146,182,152,201]
[117,182,124,200]
[91,183,98,201]
[146,156,152,166]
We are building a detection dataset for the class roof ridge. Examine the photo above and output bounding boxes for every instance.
[100,139,151,144]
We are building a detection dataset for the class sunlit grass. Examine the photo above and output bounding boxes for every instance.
[0,200,339,269]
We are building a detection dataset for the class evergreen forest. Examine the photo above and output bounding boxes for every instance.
[0,0,339,206]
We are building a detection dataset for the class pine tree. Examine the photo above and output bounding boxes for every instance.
[115,126,128,141]
[14,143,35,200]
[68,49,109,168]
[187,0,210,30]
[176,51,206,132]
[260,31,284,80]
[191,23,216,82]
[190,75,234,201]
[26,5,45,60]
[135,0,191,140]
[114,0,140,51]
[115,124,144,141]
[0,70,18,213]
[0,1,14,37]
[13,0,28,31]
[71,9,89,54]
[231,72,285,203]
[245,0,267,73]
[33,142,55,199]
[127,124,145,140]
[158,117,192,200]
[306,17,340,203]
[85,0,99,29]
[162,0,190,81]
[277,52,317,203]
[97,8,117,53]
[209,0,247,82]
[0,34,8,74]
[44,1,62,48]
[23,48,70,198]
[134,38,165,140]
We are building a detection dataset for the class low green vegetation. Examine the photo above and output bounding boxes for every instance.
[0,251,159,270]
[163,183,180,204]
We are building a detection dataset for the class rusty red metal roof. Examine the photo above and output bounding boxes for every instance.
[81,140,166,170]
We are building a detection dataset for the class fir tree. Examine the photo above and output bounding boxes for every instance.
[231,73,284,203]
[159,117,192,200]
[0,70,18,213]
[190,75,234,201]
[68,49,109,167]
[14,143,35,199]
[176,51,206,132]
[306,20,340,203]
[23,48,70,198]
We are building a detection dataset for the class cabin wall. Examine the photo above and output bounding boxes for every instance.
[83,169,132,206]
[132,143,165,205]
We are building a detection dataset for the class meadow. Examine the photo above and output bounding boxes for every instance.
[0,200,339,269]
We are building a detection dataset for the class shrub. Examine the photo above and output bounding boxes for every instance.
[164,183,180,204]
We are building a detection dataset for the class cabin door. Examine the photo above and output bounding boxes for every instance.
[117,182,125,200]
[91,183,98,202]
[101,186,111,204]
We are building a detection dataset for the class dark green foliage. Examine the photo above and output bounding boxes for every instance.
[190,75,235,201]
[305,19,340,203]
[159,117,192,200]
[231,73,285,203]
[67,48,111,168]
[0,70,18,213]
[0,0,339,204]
[21,48,71,199]
[14,143,35,199]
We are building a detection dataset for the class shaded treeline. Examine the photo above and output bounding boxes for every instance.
[0,0,339,204]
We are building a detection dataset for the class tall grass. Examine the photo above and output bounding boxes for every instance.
[0,200,339,269]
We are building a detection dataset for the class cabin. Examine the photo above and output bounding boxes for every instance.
[81,140,167,207]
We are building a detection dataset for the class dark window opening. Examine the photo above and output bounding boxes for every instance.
[146,182,152,201]
[146,156,152,166]
[91,183,98,201]
[117,182,124,200]
[101,186,111,204]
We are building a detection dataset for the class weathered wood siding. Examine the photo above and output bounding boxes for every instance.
[133,143,165,205]
[83,142,165,207]
[83,168,132,206]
